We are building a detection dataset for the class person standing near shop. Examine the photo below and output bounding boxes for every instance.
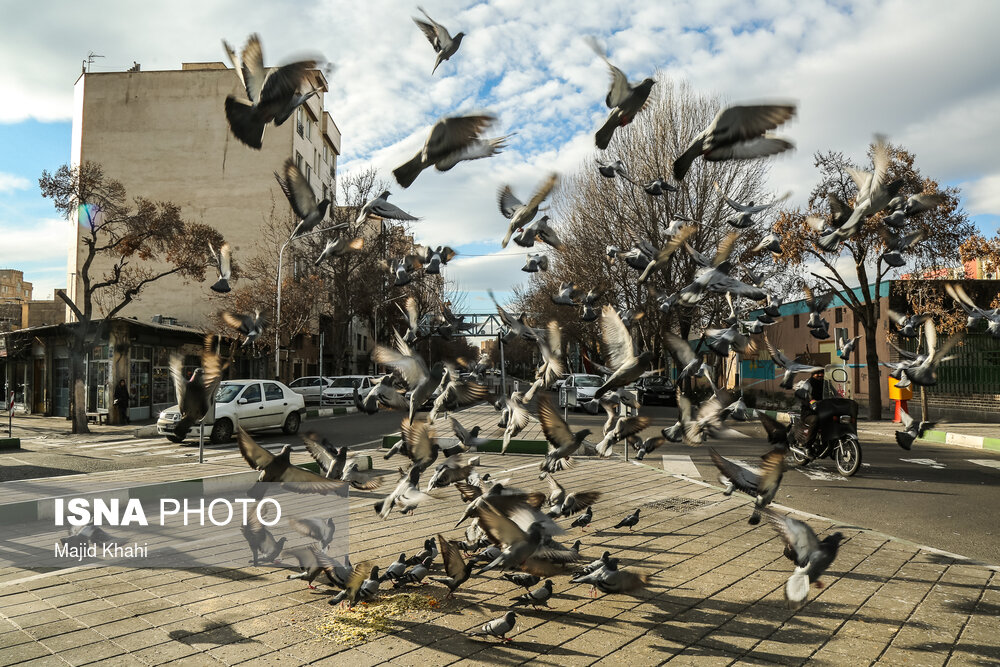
[114,379,131,425]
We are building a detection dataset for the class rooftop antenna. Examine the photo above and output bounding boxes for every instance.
[82,52,104,73]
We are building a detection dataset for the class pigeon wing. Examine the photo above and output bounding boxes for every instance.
[709,448,760,494]
[537,394,575,450]
[437,534,468,580]
[764,510,820,568]
[275,159,318,220]
[238,428,275,471]
[599,305,636,370]
[713,104,796,144]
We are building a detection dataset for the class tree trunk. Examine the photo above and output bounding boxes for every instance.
[862,322,882,420]
[70,340,90,435]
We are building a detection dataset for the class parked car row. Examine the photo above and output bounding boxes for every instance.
[286,375,377,405]
[554,373,677,409]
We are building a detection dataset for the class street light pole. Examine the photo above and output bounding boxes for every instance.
[275,225,340,381]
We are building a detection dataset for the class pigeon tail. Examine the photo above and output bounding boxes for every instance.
[895,431,915,451]
[595,109,622,150]
[224,96,265,150]
[785,570,810,607]
[210,278,231,294]
[393,153,426,189]
[673,138,704,181]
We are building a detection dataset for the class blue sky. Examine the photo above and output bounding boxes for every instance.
[1,0,999,309]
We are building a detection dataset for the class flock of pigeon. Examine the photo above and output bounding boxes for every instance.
[157,10,986,644]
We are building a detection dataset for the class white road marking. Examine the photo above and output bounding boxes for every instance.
[901,458,945,469]
[969,459,1000,470]
[794,466,845,482]
[661,455,701,478]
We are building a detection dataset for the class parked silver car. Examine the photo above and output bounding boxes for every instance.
[322,376,376,406]
[288,376,333,404]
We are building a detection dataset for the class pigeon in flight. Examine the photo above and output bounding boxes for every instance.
[289,517,337,550]
[879,227,928,267]
[499,172,559,248]
[765,336,825,389]
[328,562,379,608]
[663,331,712,383]
[571,558,651,595]
[803,285,833,340]
[946,282,1000,336]
[595,306,655,398]
[413,6,465,74]
[222,34,321,149]
[551,282,581,306]
[418,245,456,274]
[430,534,474,599]
[239,429,345,496]
[522,253,549,273]
[887,310,931,339]
[674,103,796,181]
[714,182,790,229]
[585,36,655,150]
[356,190,419,224]
[207,242,232,293]
[222,310,266,347]
[468,611,517,642]
[314,236,364,266]
[373,331,444,421]
[883,192,946,229]
[241,512,285,566]
[752,230,784,258]
[596,158,637,184]
[274,158,331,239]
[900,319,962,387]
[836,333,861,363]
[644,177,677,196]
[710,446,785,525]
[282,545,350,588]
[894,405,936,450]
[637,225,697,283]
[596,414,651,458]
[394,114,504,188]
[168,335,227,441]
[513,214,563,249]
[375,465,433,518]
[538,394,592,473]
[763,509,843,608]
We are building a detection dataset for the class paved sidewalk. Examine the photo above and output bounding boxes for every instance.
[1,451,997,665]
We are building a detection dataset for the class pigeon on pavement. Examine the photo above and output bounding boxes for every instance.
[571,505,594,529]
[763,509,843,608]
[241,513,285,566]
[614,508,640,531]
[511,579,553,608]
[468,611,517,642]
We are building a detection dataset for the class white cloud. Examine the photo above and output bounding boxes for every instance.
[0,218,71,263]
[961,173,1000,217]
[3,0,999,304]
[0,172,30,193]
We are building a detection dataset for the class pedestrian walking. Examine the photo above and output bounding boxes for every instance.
[113,379,130,425]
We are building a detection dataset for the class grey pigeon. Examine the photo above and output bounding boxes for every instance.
[884,192,946,228]
[356,189,419,224]
[275,158,331,239]
[895,405,936,450]
[538,394,592,473]
[551,282,581,306]
[715,181,789,228]
[674,103,796,181]
[239,430,345,496]
[946,282,1000,336]
[314,236,364,265]
[765,336,825,389]
[413,6,465,74]
[241,513,285,566]
[289,517,337,550]
[637,226,696,283]
[168,335,226,441]
[420,245,457,274]
[374,465,433,518]
[452,417,489,450]
[394,114,504,188]
[710,446,785,525]
[380,553,408,582]
[585,36,655,150]
[644,178,677,196]
[663,331,712,383]
[879,227,928,267]
[283,545,350,589]
[394,556,433,587]
[222,310,266,347]
[468,611,517,642]
[614,508,640,531]
[570,505,594,529]
[373,331,444,420]
[887,310,931,339]
[836,333,860,363]
[513,214,564,249]
[631,435,666,461]
[207,242,232,293]
[406,537,439,566]
[596,158,637,184]
[596,414,651,458]
[522,253,549,273]
[429,534,474,598]
[570,558,650,595]
[752,230,784,257]
[900,319,962,387]
[511,579,553,608]
[222,34,320,149]
[763,509,843,608]
[594,306,655,398]
[499,173,558,248]
[705,325,753,357]
[328,562,379,607]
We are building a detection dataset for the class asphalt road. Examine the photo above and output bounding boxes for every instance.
[566,403,1000,565]
[4,402,1000,564]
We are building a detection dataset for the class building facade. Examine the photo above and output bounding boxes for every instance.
[67,61,342,328]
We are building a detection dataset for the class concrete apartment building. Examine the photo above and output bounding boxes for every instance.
[0,61,352,422]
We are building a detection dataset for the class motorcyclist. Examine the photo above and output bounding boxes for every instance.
[795,369,826,453]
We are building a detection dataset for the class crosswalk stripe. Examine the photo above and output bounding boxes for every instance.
[969,459,1000,470]
[661,454,701,478]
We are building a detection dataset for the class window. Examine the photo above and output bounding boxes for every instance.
[314,148,319,173]
[835,327,849,346]
[296,108,304,137]
[322,184,329,202]
[295,151,303,172]
[323,144,329,163]
[264,383,284,401]
[356,333,362,349]
[306,119,312,139]
[793,314,800,328]
[362,336,367,352]
[241,383,262,404]
[835,308,843,323]
[305,163,311,185]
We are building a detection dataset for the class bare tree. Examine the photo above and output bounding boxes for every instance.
[774,142,972,419]
[39,162,224,433]
[516,79,786,380]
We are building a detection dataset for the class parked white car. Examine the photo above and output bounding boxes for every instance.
[157,379,305,444]
[562,373,605,409]
[288,376,333,404]
[321,376,376,406]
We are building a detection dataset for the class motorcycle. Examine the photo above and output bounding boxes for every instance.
[788,397,863,477]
